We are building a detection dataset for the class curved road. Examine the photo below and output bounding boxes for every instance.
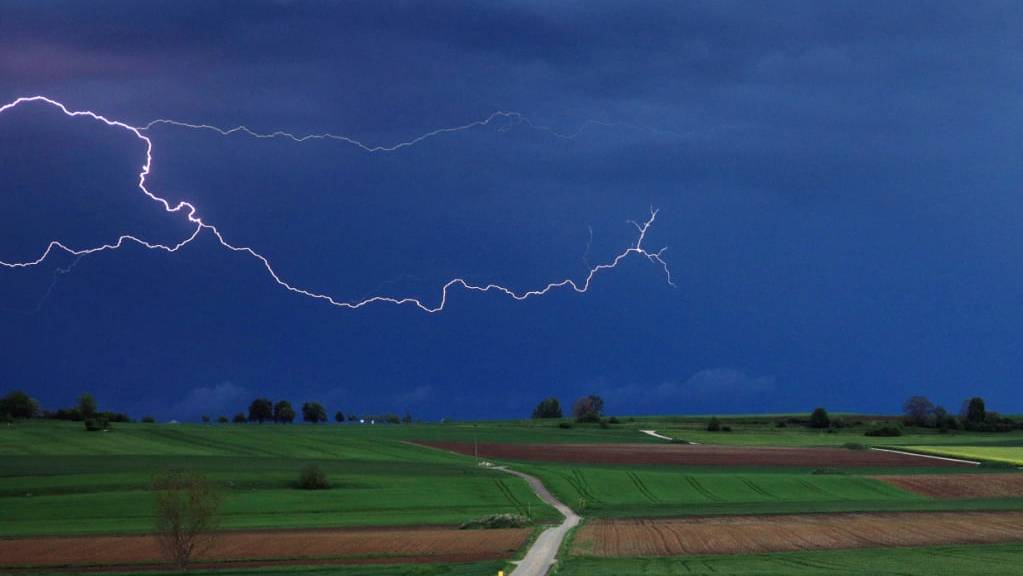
[497,467,580,576]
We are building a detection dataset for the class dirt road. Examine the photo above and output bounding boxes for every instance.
[498,467,579,576]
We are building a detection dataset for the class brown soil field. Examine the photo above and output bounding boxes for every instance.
[417,441,971,468]
[878,473,1023,499]
[0,526,529,569]
[573,511,1023,556]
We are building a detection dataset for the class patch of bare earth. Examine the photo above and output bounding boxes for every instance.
[574,511,1023,556]
[878,473,1023,499]
[0,526,530,570]
[416,441,971,468]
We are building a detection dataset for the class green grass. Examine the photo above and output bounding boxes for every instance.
[0,421,560,537]
[903,445,1023,465]
[557,543,1023,575]
[511,462,1023,518]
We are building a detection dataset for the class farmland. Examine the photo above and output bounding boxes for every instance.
[2,415,1022,574]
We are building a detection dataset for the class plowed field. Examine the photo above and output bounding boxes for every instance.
[878,473,1023,499]
[0,526,530,569]
[573,511,1023,556]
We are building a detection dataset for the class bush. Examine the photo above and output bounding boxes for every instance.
[706,416,721,432]
[217,416,228,424]
[607,416,620,424]
[232,413,247,424]
[459,513,530,529]
[842,442,868,450]
[558,422,573,429]
[721,425,733,432]
[84,416,109,432]
[297,464,330,490]
[142,416,156,423]
[865,424,903,437]
[809,408,830,429]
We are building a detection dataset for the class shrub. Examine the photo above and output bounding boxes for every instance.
[232,413,247,424]
[153,470,222,569]
[142,416,156,423]
[608,416,620,424]
[721,425,733,432]
[459,513,530,529]
[217,416,228,424]
[842,442,868,450]
[84,416,109,432]
[297,464,330,490]
[809,408,830,429]
[558,422,573,429]
[532,397,563,419]
[706,416,721,432]
[865,424,903,437]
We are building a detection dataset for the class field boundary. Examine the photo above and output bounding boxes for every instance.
[870,447,980,466]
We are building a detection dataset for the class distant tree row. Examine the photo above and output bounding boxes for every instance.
[242,398,412,425]
[902,395,1018,433]
[532,395,619,428]
[1,390,128,431]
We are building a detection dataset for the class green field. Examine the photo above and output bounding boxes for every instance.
[0,421,560,536]
[513,462,1023,519]
[4,416,1023,574]
[557,543,1023,575]
[903,445,1023,465]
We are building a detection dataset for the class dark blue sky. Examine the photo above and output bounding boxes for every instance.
[2,1,1022,420]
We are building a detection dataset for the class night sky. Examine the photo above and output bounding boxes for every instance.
[2,1,1022,421]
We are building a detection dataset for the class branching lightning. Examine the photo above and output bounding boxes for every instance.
[0,96,673,313]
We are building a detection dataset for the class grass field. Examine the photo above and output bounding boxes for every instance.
[556,543,1023,575]
[903,445,1023,465]
[512,462,1023,519]
[0,421,560,537]
[4,416,1023,574]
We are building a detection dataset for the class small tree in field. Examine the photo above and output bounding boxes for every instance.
[301,402,327,423]
[274,400,295,424]
[902,396,934,426]
[532,397,563,419]
[77,393,97,419]
[334,410,345,423]
[248,398,273,423]
[153,470,222,569]
[809,407,830,429]
[573,395,604,423]
[964,397,986,424]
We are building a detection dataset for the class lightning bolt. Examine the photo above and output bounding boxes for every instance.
[0,96,673,313]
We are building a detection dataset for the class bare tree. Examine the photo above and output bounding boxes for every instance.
[153,470,223,569]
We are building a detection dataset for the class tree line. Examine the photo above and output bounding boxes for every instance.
[0,389,415,427]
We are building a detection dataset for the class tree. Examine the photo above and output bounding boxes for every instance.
[273,400,295,424]
[903,396,935,426]
[152,470,222,569]
[706,416,721,432]
[532,397,563,419]
[965,397,986,424]
[248,398,273,423]
[301,402,327,423]
[334,410,345,423]
[0,390,38,419]
[217,416,228,424]
[201,415,210,424]
[809,407,830,429]
[77,393,97,420]
[402,410,413,424]
[572,395,604,422]
[232,412,247,424]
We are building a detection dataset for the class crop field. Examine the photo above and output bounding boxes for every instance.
[3,416,1022,574]
[416,440,973,467]
[879,473,1023,499]
[0,525,530,569]
[572,511,1023,556]
[556,543,1023,575]
[902,445,1023,465]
